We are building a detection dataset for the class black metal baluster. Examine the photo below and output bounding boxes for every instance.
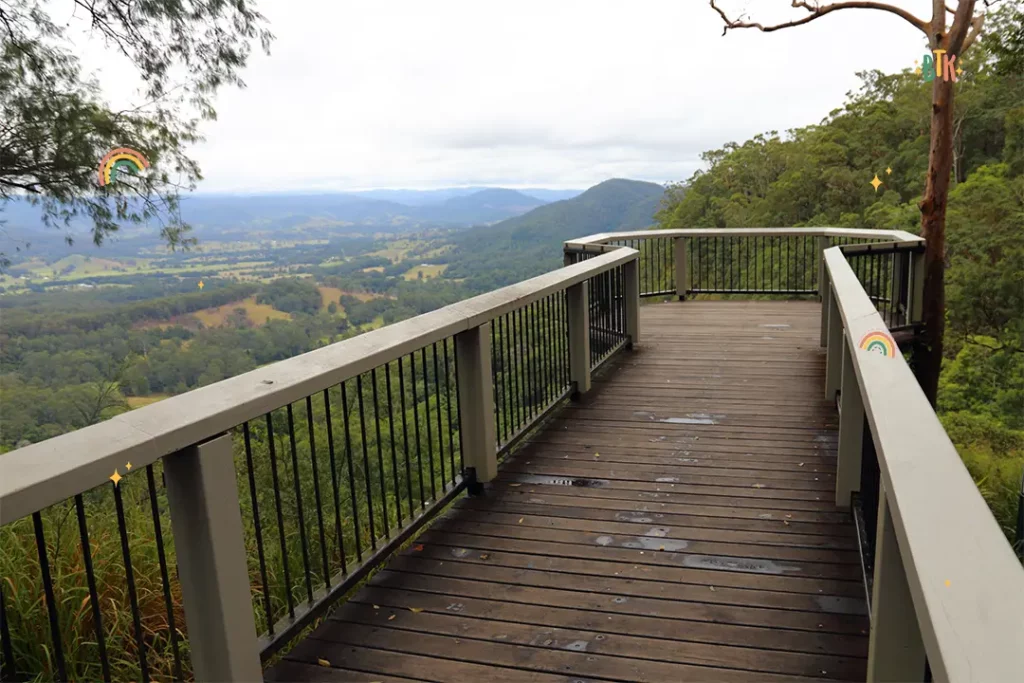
[243,425,274,634]
[452,338,464,470]
[563,291,571,385]
[112,486,149,683]
[397,359,414,518]
[545,295,555,402]
[503,314,514,441]
[32,512,67,682]
[443,338,458,476]
[72,494,110,682]
[527,303,538,417]
[356,375,378,548]
[146,464,184,681]
[384,366,402,528]
[371,369,390,537]
[491,314,503,441]
[265,413,295,616]
[305,396,331,589]
[410,353,426,507]
[511,311,524,429]
[340,383,364,561]
[432,344,447,487]
[286,404,314,602]
[421,348,437,500]
[322,389,348,575]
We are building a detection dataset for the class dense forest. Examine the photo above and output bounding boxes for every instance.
[656,10,1023,538]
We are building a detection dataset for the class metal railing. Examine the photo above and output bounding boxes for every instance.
[565,227,924,301]
[0,247,640,682]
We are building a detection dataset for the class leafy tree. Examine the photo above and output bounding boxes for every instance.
[0,0,273,261]
[708,0,996,405]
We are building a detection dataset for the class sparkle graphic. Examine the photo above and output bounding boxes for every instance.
[870,175,883,192]
[110,469,123,486]
[125,461,132,471]
[197,280,205,290]
[885,167,892,175]
[955,65,963,77]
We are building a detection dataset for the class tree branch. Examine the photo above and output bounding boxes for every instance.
[709,0,928,36]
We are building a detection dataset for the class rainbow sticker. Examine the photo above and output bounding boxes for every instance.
[97,148,149,186]
[858,330,896,358]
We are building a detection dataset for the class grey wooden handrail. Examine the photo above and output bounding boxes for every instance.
[822,246,1024,683]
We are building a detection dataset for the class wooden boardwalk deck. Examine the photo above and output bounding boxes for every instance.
[266,300,868,683]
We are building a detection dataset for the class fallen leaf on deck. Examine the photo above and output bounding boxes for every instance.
[518,517,524,523]
[317,658,331,667]
[479,553,489,560]
[509,483,521,487]
[413,544,424,552]
[659,546,665,551]
[388,614,396,620]
[709,586,716,592]
[373,604,380,609]
[798,463,805,467]
[409,607,424,613]
[752,483,765,489]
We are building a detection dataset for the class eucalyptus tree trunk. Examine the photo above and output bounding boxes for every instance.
[916,74,956,406]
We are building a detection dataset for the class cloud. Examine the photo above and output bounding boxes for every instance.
[75,0,928,192]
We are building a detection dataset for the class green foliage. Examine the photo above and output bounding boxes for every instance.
[256,278,322,315]
[656,30,1024,539]
[0,0,272,256]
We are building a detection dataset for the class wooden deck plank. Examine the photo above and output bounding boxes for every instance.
[266,300,868,682]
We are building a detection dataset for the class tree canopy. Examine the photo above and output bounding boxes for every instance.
[0,0,272,260]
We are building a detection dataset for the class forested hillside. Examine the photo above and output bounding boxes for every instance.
[444,178,665,290]
[657,16,1023,538]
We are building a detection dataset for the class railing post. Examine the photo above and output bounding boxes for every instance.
[820,266,831,347]
[566,280,591,398]
[816,236,830,301]
[890,249,907,325]
[835,339,864,508]
[623,257,640,348]
[163,433,262,683]
[824,285,843,401]
[908,249,926,324]
[455,323,498,487]
[674,237,688,300]
[867,488,927,682]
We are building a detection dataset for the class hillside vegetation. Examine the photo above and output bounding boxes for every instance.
[657,21,1023,540]
[444,178,665,290]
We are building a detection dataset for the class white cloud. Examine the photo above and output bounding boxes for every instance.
[75,0,930,192]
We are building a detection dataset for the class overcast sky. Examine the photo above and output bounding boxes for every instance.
[79,0,930,193]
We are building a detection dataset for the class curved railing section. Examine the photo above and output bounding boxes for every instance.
[566,227,924,328]
[0,248,640,682]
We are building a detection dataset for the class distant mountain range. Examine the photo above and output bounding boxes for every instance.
[0,186,585,236]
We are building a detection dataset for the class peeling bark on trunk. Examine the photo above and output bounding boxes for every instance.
[917,75,955,407]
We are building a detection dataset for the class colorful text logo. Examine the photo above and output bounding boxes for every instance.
[858,330,897,358]
[98,148,149,186]
[915,49,963,83]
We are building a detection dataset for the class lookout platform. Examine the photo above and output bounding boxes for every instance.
[267,300,868,682]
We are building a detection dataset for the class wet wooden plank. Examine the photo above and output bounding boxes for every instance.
[265,300,867,683]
